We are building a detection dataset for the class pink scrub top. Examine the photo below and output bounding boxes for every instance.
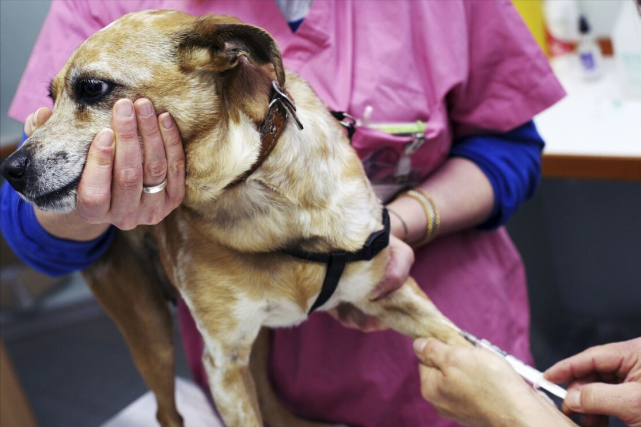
[10,1,565,426]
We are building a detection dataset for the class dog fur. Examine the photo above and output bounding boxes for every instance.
[3,11,469,427]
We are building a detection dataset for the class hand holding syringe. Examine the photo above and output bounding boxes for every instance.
[443,322,567,400]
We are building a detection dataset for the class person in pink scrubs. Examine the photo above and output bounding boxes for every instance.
[6,1,565,426]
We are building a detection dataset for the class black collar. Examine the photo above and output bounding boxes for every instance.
[282,209,391,314]
[226,81,303,189]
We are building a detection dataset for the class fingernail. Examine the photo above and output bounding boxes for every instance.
[566,389,580,409]
[32,108,41,126]
[97,129,113,148]
[116,100,133,118]
[413,338,428,355]
[160,113,173,129]
[137,100,154,118]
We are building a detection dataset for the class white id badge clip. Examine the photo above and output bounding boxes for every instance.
[395,133,426,183]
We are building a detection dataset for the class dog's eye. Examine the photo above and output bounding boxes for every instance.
[77,79,111,102]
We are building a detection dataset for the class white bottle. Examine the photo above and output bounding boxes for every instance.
[612,0,641,98]
[577,15,603,80]
[543,0,580,57]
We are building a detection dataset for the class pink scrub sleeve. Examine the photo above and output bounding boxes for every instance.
[449,0,565,138]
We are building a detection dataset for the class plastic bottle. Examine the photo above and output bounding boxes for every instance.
[612,0,641,98]
[543,0,580,57]
[577,15,603,80]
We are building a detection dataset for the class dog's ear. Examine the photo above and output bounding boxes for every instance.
[178,15,285,122]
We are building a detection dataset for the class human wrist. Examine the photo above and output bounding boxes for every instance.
[386,195,426,244]
[387,207,408,241]
[388,188,440,248]
[35,208,110,241]
[483,387,576,427]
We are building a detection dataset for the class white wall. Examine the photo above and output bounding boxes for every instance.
[579,0,624,37]
[0,0,51,146]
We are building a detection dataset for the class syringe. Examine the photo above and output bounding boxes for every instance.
[442,322,567,400]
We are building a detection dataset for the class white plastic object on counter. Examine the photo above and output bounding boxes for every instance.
[543,0,580,57]
[577,15,603,80]
[612,0,641,98]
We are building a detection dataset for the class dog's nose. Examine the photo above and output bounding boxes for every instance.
[1,150,31,193]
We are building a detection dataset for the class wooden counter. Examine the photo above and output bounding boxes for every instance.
[536,57,641,181]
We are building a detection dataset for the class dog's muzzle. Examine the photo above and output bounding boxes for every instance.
[1,146,81,212]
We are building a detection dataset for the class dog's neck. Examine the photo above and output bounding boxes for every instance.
[181,73,382,255]
[225,81,303,189]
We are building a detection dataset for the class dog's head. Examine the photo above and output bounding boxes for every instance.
[1,10,285,212]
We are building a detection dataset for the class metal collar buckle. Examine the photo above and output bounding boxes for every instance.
[271,81,304,130]
[223,80,304,190]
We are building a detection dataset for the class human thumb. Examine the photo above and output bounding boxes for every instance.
[414,338,429,356]
[413,338,448,369]
[565,383,641,426]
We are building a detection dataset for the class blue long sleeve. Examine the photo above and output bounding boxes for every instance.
[0,134,115,277]
[450,120,544,230]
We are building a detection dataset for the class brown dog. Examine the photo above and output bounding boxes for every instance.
[1,10,469,427]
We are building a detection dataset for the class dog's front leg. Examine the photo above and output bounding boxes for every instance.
[84,232,182,427]
[201,337,263,427]
[180,286,264,426]
[355,277,471,347]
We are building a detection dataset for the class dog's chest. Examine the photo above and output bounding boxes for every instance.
[237,257,384,327]
[247,298,313,328]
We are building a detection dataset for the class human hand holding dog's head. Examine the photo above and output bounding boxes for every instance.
[25,99,185,239]
[75,98,185,230]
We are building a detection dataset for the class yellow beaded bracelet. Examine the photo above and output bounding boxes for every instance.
[412,187,441,239]
[403,188,440,247]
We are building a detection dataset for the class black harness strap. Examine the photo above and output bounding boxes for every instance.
[330,111,357,140]
[282,209,391,314]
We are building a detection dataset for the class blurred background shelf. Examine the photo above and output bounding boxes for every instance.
[536,56,641,181]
